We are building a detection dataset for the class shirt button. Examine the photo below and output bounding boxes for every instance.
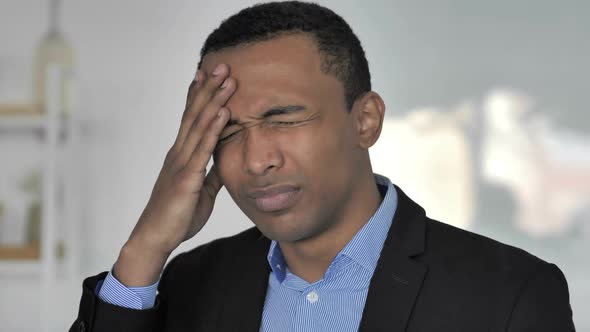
[306,291,319,303]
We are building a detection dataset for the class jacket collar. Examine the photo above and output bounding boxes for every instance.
[358,185,428,332]
[219,185,428,331]
[217,233,271,331]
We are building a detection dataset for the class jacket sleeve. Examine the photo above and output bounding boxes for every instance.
[69,253,185,332]
[506,262,576,332]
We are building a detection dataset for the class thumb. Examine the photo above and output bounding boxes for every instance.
[203,164,223,198]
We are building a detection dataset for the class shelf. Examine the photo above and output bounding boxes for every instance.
[0,114,46,129]
[0,109,73,139]
[0,245,71,277]
[0,242,42,277]
[0,104,42,116]
[0,245,41,260]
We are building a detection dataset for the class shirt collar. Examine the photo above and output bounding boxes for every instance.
[266,173,398,282]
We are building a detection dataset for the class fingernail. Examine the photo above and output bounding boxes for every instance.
[220,78,229,89]
[212,64,224,76]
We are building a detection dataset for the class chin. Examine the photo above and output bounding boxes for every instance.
[251,218,303,242]
[253,214,327,243]
[239,196,328,242]
[258,228,311,243]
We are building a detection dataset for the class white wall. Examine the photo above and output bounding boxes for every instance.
[1,1,588,331]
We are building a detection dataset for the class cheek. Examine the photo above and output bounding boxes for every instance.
[309,118,352,159]
[214,149,241,189]
[281,121,352,175]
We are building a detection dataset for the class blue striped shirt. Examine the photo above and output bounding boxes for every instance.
[97,173,398,331]
[260,174,397,331]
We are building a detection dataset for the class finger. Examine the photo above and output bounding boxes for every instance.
[202,164,223,199]
[189,64,230,114]
[185,70,204,109]
[174,64,229,150]
[177,77,236,166]
[173,70,205,150]
[184,107,230,183]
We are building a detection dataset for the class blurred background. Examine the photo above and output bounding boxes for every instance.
[0,0,588,331]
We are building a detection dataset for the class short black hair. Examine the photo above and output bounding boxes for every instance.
[198,1,371,111]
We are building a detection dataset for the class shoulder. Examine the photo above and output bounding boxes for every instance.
[165,227,265,275]
[154,227,269,321]
[158,227,266,288]
[418,217,571,311]
[414,218,574,328]
[178,227,263,260]
[422,218,548,278]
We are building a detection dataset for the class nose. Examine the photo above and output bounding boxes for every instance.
[242,126,284,176]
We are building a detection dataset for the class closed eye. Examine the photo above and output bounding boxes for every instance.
[219,130,241,143]
[271,120,304,126]
[218,120,305,145]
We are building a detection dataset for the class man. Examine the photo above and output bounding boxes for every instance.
[70,2,575,331]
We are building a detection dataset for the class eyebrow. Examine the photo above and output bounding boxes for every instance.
[225,105,307,128]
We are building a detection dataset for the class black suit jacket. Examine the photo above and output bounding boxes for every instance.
[70,186,575,331]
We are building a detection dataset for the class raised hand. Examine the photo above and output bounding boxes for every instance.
[113,64,236,286]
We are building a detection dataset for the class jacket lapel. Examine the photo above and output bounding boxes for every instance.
[359,186,429,332]
[217,186,429,331]
[218,233,271,331]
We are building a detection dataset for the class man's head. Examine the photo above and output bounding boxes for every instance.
[199,2,385,244]
[199,1,371,111]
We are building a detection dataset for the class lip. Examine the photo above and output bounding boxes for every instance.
[246,184,301,212]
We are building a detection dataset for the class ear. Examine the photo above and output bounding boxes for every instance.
[351,91,385,149]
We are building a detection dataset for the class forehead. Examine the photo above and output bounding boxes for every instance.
[202,34,320,75]
[200,34,345,115]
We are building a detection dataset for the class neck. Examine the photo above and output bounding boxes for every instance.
[279,171,383,283]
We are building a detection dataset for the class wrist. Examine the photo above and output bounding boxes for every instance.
[113,239,169,287]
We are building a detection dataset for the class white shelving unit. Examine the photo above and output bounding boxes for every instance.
[0,115,79,274]
[0,68,83,332]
